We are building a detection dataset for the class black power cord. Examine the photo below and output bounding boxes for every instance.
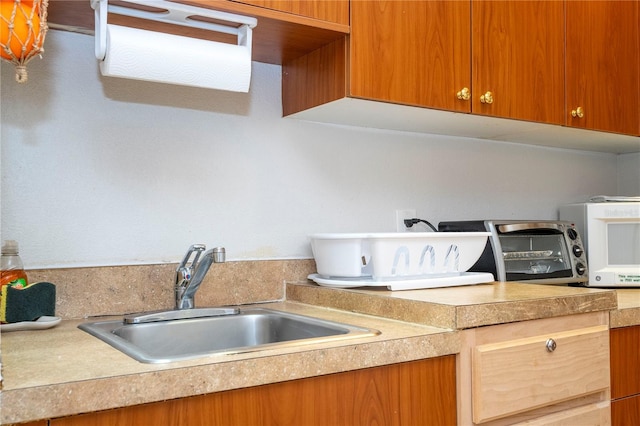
[403,218,438,232]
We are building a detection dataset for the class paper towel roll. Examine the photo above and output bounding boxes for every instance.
[100,24,252,92]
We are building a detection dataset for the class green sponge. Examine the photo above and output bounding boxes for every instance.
[1,281,56,323]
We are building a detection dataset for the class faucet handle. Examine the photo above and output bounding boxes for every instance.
[176,244,206,287]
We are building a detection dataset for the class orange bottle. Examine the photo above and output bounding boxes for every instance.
[1,240,28,288]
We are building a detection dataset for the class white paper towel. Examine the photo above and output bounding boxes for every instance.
[100,24,252,92]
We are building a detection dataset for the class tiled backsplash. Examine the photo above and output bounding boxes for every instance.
[27,259,316,319]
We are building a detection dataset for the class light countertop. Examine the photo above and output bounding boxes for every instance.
[2,281,638,424]
[610,288,640,327]
[1,301,457,424]
[287,280,622,329]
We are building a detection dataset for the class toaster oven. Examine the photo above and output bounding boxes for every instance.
[438,220,588,285]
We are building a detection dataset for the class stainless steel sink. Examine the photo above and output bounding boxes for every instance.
[79,307,380,363]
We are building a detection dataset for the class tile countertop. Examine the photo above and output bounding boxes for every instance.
[2,281,638,424]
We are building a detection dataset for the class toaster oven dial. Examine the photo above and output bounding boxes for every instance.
[575,262,587,276]
[572,245,584,257]
[567,228,578,240]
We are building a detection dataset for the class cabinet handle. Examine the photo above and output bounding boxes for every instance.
[456,87,471,101]
[546,338,557,352]
[571,107,584,118]
[480,91,494,104]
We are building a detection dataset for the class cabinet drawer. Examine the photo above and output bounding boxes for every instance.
[512,401,610,426]
[472,325,609,423]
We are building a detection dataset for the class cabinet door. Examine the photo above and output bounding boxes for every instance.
[51,356,457,426]
[472,0,565,124]
[610,324,640,426]
[350,1,471,112]
[612,394,640,426]
[610,325,640,400]
[230,0,349,25]
[566,0,640,136]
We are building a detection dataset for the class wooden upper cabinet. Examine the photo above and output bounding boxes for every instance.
[471,0,565,125]
[566,0,640,136]
[230,0,349,25]
[349,1,471,112]
[283,0,639,144]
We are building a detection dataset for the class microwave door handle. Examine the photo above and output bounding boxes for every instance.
[497,223,563,233]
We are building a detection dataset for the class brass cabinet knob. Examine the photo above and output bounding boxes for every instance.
[480,91,494,104]
[571,107,584,118]
[456,87,471,101]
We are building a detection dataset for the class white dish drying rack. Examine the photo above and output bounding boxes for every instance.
[309,232,494,290]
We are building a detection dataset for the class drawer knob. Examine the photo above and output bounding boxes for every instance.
[546,338,557,352]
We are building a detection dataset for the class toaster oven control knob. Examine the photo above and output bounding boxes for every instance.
[567,228,578,240]
[575,262,586,276]
[572,245,584,257]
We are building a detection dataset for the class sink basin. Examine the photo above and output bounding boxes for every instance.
[79,307,380,363]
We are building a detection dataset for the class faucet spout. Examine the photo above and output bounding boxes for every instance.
[175,245,225,310]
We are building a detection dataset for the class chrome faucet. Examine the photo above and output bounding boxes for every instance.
[175,244,226,310]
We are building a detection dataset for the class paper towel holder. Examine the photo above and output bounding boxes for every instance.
[91,0,258,61]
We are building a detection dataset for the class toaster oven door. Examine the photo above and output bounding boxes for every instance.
[497,229,574,281]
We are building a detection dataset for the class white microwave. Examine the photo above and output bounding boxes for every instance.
[560,201,640,287]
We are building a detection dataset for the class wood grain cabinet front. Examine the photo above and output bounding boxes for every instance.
[230,0,349,25]
[48,356,457,426]
[566,0,640,136]
[471,1,565,125]
[610,324,640,425]
[349,0,471,112]
[282,0,640,146]
[345,0,566,124]
[283,1,472,115]
[285,0,566,123]
[459,311,611,425]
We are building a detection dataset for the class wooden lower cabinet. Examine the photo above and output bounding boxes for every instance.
[459,312,611,425]
[612,395,640,426]
[610,325,640,425]
[50,356,456,426]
